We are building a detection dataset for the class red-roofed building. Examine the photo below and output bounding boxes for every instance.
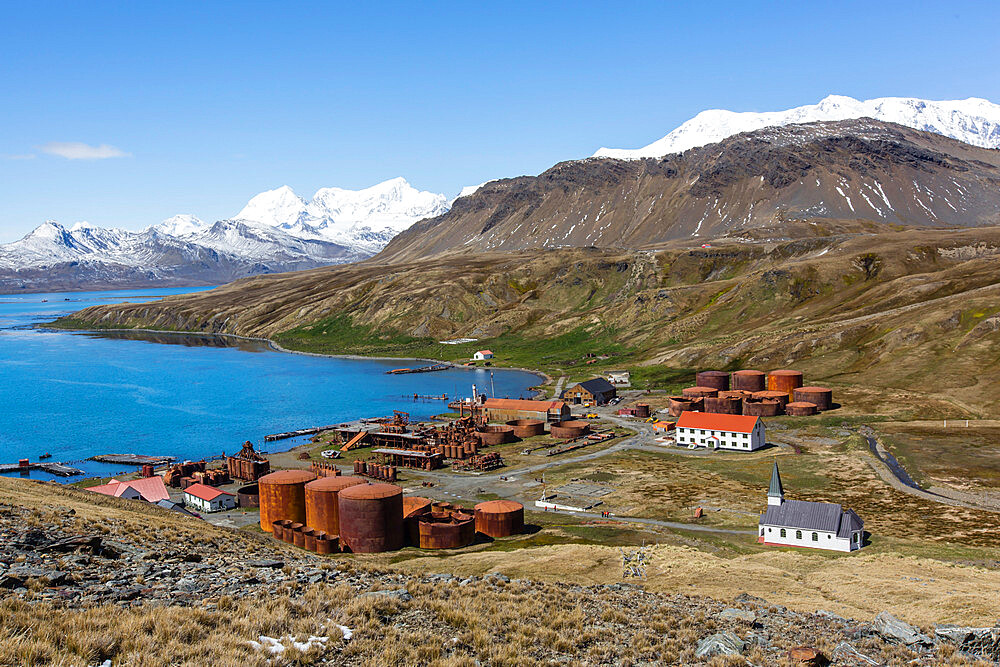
[183,483,236,513]
[472,350,494,361]
[87,481,142,500]
[675,411,765,451]
[86,476,170,503]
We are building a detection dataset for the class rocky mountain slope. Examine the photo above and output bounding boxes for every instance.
[595,94,1000,158]
[2,476,999,665]
[0,178,448,292]
[376,119,1000,263]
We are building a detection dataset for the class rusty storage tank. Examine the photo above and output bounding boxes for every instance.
[303,528,318,552]
[287,522,303,545]
[314,532,337,555]
[743,398,782,417]
[415,511,476,549]
[695,370,730,392]
[403,496,434,545]
[305,475,366,537]
[272,519,292,541]
[506,419,546,438]
[767,370,804,398]
[237,483,260,508]
[478,424,515,446]
[292,525,307,548]
[703,396,742,415]
[475,500,525,538]
[635,403,651,419]
[257,469,316,532]
[338,483,404,553]
[403,496,433,519]
[667,396,697,418]
[682,386,719,399]
[752,390,790,410]
[732,370,767,392]
[793,387,833,411]
[785,401,819,416]
[549,420,591,438]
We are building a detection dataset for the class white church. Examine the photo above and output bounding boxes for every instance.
[758,462,865,552]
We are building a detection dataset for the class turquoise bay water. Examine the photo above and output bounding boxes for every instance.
[0,287,540,482]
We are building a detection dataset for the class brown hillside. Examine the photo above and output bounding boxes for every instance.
[60,224,1000,414]
[377,119,1000,262]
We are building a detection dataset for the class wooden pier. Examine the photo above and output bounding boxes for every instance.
[264,425,339,442]
[385,364,451,375]
[0,462,86,477]
[88,454,176,466]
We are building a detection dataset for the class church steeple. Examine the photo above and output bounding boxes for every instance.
[767,461,784,506]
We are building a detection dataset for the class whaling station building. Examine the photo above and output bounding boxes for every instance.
[561,377,617,405]
[759,462,865,552]
[674,412,765,451]
[481,398,571,423]
[183,483,237,513]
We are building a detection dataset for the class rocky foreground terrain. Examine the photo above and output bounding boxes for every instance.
[1,479,998,666]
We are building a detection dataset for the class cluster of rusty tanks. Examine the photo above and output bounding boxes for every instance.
[258,469,525,554]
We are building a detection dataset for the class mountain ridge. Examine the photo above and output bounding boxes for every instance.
[375,119,1000,263]
[0,178,449,291]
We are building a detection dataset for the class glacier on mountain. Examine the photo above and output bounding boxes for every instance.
[593,95,1000,159]
[233,177,449,253]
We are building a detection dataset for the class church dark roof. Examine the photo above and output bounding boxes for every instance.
[759,499,865,535]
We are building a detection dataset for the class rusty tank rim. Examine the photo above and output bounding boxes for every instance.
[338,482,403,500]
[305,475,366,492]
[475,499,524,512]
[258,469,317,485]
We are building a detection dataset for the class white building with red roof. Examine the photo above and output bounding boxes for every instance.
[183,483,236,513]
[674,412,765,451]
[472,349,494,360]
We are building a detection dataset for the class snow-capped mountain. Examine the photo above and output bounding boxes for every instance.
[594,95,1000,159]
[0,219,360,292]
[152,214,206,237]
[0,178,449,291]
[235,178,449,254]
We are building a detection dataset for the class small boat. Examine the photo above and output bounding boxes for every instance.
[39,452,52,460]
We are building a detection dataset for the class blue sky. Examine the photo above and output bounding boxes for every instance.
[2,1,998,241]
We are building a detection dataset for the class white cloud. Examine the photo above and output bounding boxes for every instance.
[40,142,130,160]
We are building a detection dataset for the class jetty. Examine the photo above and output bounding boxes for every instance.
[88,454,176,466]
[385,364,451,375]
[264,425,339,442]
[0,462,85,477]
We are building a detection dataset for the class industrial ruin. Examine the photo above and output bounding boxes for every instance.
[258,469,526,554]
[667,369,834,418]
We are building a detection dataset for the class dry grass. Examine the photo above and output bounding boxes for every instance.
[386,542,1000,628]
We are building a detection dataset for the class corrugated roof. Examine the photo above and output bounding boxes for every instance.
[575,377,616,394]
[759,498,846,532]
[86,476,169,503]
[87,482,140,498]
[120,476,170,502]
[484,398,566,412]
[837,509,865,537]
[184,483,233,502]
[675,411,761,433]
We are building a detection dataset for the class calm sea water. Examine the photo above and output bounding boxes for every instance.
[0,287,540,482]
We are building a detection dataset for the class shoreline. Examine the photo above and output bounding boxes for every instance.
[40,324,553,389]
